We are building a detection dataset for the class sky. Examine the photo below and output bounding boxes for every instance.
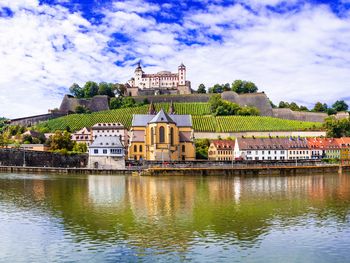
[0,0,350,118]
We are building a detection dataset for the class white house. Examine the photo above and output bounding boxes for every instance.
[88,136,125,169]
[234,138,288,161]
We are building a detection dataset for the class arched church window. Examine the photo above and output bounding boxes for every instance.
[159,126,165,143]
[170,127,174,146]
[151,127,154,144]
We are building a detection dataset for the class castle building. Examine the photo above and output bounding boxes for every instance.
[128,105,195,161]
[126,63,192,96]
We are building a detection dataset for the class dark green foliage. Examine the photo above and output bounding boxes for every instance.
[110,97,137,109]
[208,84,224,93]
[47,131,74,151]
[278,101,308,112]
[195,139,210,159]
[83,81,99,98]
[197,84,206,94]
[69,83,84,98]
[332,100,348,112]
[327,108,337,115]
[75,105,91,114]
[313,102,327,112]
[324,117,350,138]
[98,82,114,97]
[231,80,258,94]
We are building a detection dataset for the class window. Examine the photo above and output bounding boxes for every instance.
[182,145,186,152]
[94,149,98,154]
[151,127,154,144]
[134,145,137,152]
[159,126,165,143]
[103,149,107,154]
[139,145,143,152]
[111,149,122,154]
[170,127,174,146]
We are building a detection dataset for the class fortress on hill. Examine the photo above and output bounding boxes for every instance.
[125,62,192,96]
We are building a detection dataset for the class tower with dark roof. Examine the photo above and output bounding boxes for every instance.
[148,101,157,115]
[168,101,175,114]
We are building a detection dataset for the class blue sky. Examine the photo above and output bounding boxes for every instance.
[0,0,350,118]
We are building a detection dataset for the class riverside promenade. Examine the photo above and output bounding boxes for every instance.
[0,163,349,176]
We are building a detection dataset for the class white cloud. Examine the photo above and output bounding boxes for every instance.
[1,0,350,118]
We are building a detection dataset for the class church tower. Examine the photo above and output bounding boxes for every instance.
[178,63,186,86]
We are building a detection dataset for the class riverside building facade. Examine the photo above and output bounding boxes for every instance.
[128,105,195,161]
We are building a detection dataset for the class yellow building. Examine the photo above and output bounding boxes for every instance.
[128,106,195,161]
[208,140,235,161]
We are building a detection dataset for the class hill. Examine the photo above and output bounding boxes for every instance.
[36,102,323,133]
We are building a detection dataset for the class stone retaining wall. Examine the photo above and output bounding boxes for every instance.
[0,149,88,168]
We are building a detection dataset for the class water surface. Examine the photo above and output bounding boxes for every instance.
[0,173,350,262]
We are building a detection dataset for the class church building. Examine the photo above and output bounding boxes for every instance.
[126,63,192,96]
[128,103,196,161]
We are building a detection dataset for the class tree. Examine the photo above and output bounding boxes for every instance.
[299,105,309,112]
[278,101,289,108]
[232,80,258,94]
[237,106,260,116]
[269,100,277,108]
[75,105,91,114]
[324,117,350,138]
[197,84,206,94]
[69,83,84,98]
[332,100,348,112]
[232,80,244,93]
[98,82,114,97]
[195,139,210,159]
[209,94,222,112]
[72,142,88,153]
[313,102,326,112]
[289,102,300,111]
[223,83,231,91]
[83,81,99,98]
[48,131,74,151]
[110,97,123,109]
[244,81,258,93]
[208,84,224,93]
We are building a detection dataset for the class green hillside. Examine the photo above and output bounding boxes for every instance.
[36,102,323,133]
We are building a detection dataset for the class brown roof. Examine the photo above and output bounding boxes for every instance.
[179,131,192,142]
[211,140,235,149]
[238,138,290,150]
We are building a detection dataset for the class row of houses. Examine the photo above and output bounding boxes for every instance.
[209,137,350,161]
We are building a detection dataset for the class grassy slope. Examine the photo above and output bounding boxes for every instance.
[37,102,323,133]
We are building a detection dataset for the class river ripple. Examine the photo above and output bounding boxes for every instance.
[0,173,350,262]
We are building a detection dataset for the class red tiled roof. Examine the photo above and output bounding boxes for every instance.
[211,140,235,149]
[306,137,341,149]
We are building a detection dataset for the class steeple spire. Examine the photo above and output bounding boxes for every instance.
[148,101,156,115]
[168,101,175,114]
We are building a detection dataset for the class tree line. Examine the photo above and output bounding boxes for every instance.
[197,80,258,94]
[274,100,348,115]
[69,81,126,99]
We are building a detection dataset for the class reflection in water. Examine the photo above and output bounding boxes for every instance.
[0,173,350,262]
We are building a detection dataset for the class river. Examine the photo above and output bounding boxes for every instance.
[0,173,350,262]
